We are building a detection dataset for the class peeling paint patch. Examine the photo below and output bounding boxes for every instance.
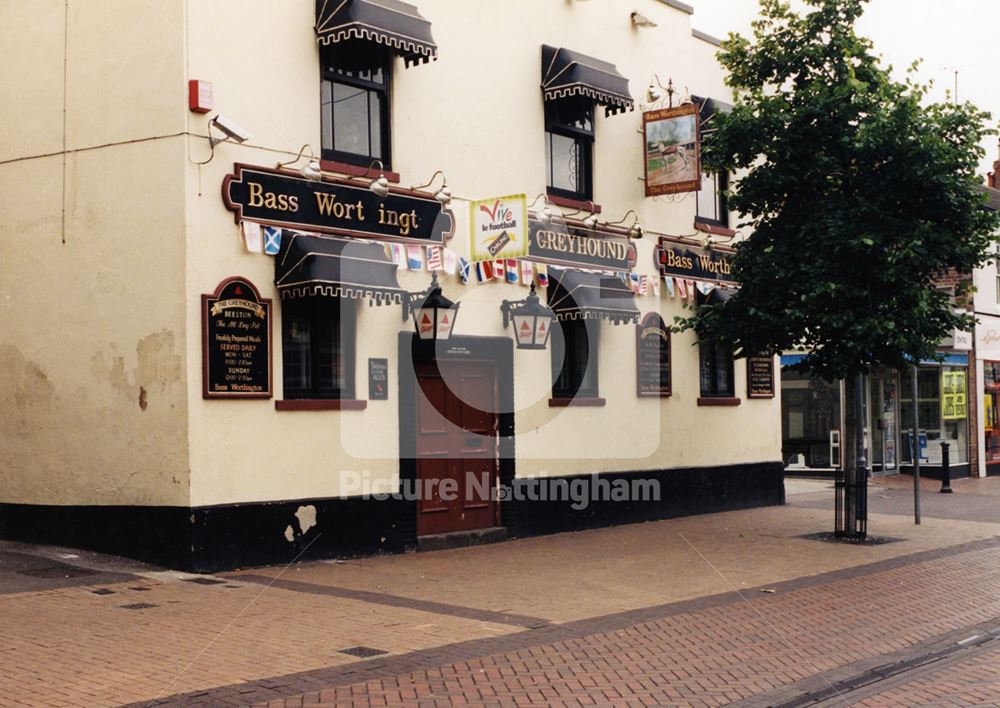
[295,505,317,535]
[284,525,295,543]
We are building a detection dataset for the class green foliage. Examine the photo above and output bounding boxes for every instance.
[679,0,1000,381]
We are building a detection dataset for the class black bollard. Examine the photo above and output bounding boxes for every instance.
[940,441,953,494]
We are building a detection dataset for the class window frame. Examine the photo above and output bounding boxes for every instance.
[320,41,393,169]
[698,340,735,398]
[551,317,599,399]
[281,297,357,400]
[544,98,595,202]
[696,170,729,228]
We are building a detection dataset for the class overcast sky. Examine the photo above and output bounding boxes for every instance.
[689,0,1000,178]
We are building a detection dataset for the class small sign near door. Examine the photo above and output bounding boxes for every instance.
[368,358,389,400]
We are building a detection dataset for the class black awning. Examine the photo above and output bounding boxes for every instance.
[275,232,404,304]
[541,45,633,116]
[315,0,437,67]
[547,268,640,325]
[691,95,733,134]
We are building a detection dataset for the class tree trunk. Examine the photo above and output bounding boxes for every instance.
[839,372,869,538]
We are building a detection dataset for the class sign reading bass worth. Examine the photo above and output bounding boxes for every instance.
[526,219,634,272]
[202,277,271,398]
[223,164,455,245]
[656,239,735,284]
[469,194,528,261]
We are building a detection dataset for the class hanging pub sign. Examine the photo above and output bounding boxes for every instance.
[636,313,671,397]
[656,239,735,284]
[746,356,776,399]
[643,103,701,197]
[469,194,528,261]
[202,277,272,398]
[223,164,455,245]
[526,219,634,271]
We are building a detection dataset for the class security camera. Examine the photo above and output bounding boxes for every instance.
[209,115,251,146]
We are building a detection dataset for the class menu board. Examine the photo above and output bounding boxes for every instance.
[747,356,775,399]
[369,358,389,400]
[636,313,671,397]
[202,277,272,398]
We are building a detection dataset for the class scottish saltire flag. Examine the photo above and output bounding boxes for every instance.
[505,259,519,283]
[520,260,533,286]
[426,245,443,271]
[263,227,282,255]
[443,248,457,275]
[459,256,471,284]
[406,245,423,270]
[242,222,263,253]
[664,276,675,298]
[536,264,549,287]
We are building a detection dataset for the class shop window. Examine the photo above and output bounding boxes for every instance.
[899,365,968,464]
[545,97,594,201]
[696,171,729,227]
[551,318,599,398]
[699,341,735,398]
[994,243,1000,304]
[320,40,391,168]
[282,298,356,399]
[781,368,841,469]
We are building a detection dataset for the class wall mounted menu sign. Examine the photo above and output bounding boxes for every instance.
[202,277,272,398]
[656,239,735,284]
[223,164,455,245]
[636,313,671,397]
[368,358,389,400]
[526,219,634,271]
[747,356,775,399]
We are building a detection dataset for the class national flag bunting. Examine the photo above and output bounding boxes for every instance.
[505,259,519,283]
[406,245,423,271]
[664,276,675,298]
[242,221,263,253]
[520,260,533,286]
[263,227,282,255]
[426,245,443,271]
[493,259,505,280]
[536,264,549,287]
[651,277,660,297]
[459,256,471,284]
[443,248,457,275]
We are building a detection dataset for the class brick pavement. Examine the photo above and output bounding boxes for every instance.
[4,478,1000,706]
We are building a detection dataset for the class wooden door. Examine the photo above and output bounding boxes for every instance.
[415,360,500,536]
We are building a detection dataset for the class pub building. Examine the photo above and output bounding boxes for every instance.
[0,0,783,571]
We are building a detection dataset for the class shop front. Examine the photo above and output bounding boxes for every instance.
[976,315,1000,476]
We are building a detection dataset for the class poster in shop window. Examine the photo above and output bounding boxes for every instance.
[941,370,967,420]
[202,277,272,399]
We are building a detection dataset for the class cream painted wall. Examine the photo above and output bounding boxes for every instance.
[183,0,780,506]
[0,1,190,505]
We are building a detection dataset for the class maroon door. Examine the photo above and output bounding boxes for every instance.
[415,360,500,536]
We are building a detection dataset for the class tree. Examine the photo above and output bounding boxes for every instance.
[680,0,999,536]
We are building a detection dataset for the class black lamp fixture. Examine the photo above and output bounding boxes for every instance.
[403,272,460,341]
[500,283,556,350]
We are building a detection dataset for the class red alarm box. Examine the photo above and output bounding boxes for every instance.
[188,80,214,114]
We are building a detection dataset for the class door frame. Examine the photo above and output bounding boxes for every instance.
[398,333,515,539]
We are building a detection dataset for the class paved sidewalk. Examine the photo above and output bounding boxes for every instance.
[2,475,1000,706]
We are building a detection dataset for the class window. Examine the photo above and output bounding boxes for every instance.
[699,341,734,398]
[994,242,1000,304]
[545,97,594,201]
[282,298,356,399]
[551,318,598,398]
[696,170,729,226]
[320,39,391,168]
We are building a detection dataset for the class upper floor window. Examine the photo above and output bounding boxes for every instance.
[545,97,594,201]
[321,40,391,168]
[696,171,729,227]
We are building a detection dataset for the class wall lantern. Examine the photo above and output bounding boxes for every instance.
[500,283,556,350]
[403,273,460,341]
[276,144,322,181]
[367,159,391,197]
[411,170,452,207]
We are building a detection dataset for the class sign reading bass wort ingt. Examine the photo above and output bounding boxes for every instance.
[223,164,455,244]
[656,239,734,284]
